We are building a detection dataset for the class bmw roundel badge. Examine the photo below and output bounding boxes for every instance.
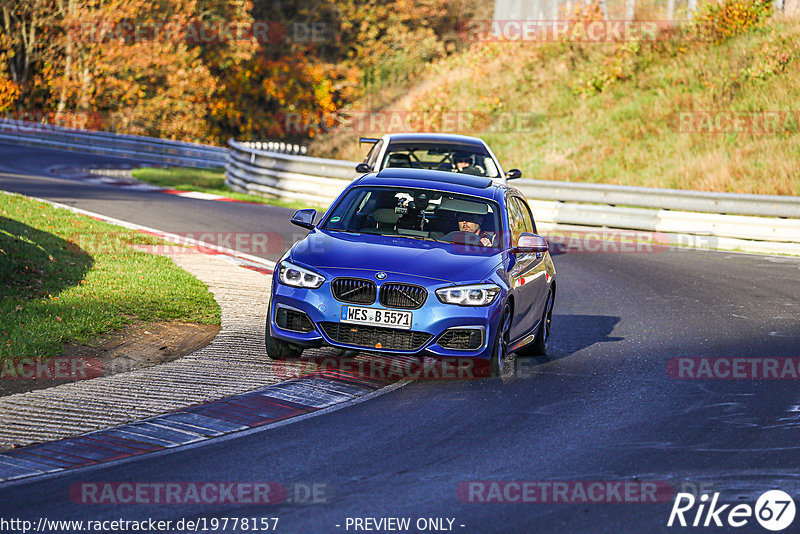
[376,272,387,280]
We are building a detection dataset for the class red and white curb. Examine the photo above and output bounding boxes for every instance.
[0,371,411,483]
[160,189,254,204]
[49,165,260,205]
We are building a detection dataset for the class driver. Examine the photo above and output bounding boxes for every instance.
[454,152,472,172]
[453,152,483,175]
[457,212,495,247]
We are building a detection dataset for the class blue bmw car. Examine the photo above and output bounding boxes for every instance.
[266,168,556,376]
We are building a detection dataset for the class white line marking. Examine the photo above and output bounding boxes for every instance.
[170,191,227,200]
[1,190,276,270]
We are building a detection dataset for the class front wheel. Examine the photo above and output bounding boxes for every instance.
[265,301,302,360]
[490,304,511,377]
[266,332,302,360]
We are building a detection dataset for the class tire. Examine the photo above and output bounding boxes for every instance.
[527,288,554,356]
[266,332,302,360]
[265,301,303,360]
[490,304,511,377]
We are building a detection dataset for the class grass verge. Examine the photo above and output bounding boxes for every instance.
[0,192,221,360]
[130,167,321,210]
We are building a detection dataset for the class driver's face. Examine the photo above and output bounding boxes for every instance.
[456,160,470,170]
[458,215,481,234]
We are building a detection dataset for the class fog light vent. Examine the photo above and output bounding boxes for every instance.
[276,307,314,333]
[438,328,483,350]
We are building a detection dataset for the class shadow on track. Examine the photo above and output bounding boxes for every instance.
[513,314,623,371]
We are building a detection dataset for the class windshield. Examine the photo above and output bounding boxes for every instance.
[322,186,502,248]
[379,142,500,178]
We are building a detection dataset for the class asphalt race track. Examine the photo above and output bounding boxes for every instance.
[2,143,800,533]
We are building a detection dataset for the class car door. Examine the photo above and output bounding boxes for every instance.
[506,195,549,342]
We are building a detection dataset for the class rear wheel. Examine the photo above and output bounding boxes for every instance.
[265,301,303,360]
[528,289,554,356]
[490,304,511,377]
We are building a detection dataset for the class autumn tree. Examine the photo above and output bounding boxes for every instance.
[48,0,258,139]
[2,0,257,140]
[2,0,488,142]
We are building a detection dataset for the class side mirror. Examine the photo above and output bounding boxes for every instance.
[514,233,548,253]
[505,169,522,180]
[356,163,372,173]
[291,208,317,230]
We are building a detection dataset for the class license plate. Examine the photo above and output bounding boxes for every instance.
[340,305,412,330]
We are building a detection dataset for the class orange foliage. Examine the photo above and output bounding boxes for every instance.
[0,77,19,112]
[2,0,483,142]
[693,0,773,43]
[211,51,356,141]
[561,1,606,23]
[44,0,256,141]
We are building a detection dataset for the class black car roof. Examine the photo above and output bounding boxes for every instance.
[367,168,495,191]
[384,133,485,147]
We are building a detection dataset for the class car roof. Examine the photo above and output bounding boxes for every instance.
[356,168,499,199]
[383,133,486,147]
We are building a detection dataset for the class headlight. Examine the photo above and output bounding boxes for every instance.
[278,261,325,289]
[436,283,500,306]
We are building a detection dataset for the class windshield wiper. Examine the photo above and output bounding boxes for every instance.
[378,233,437,242]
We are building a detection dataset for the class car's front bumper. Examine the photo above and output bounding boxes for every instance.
[268,269,504,361]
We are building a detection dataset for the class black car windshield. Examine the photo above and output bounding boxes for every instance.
[379,143,500,178]
[322,186,502,248]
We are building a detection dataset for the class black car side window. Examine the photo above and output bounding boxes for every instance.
[513,197,537,235]
[365,140,383,168]
[508,196,525,246]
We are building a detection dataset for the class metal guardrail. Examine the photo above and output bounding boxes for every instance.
[515,179,800,219]
[225,139,800,248]
[225,139,356,204]
[529,200,800,243]
[0,119,227,168]
[235,140,307,156]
